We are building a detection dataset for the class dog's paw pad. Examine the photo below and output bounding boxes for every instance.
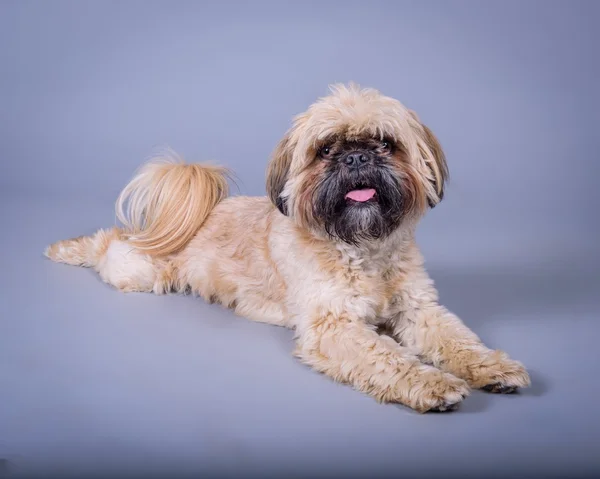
[481,383,518,394]
[429,400,462,412]
[414,371,470,413]
[471,353,531,393]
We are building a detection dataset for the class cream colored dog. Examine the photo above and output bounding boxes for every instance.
[46,84,530,412]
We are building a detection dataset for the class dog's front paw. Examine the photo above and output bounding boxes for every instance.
[469,351,531,393]
[409,369,471,413]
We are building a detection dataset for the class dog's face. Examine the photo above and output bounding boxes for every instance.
[266,84,448,244]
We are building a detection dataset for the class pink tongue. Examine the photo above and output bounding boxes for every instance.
[345,188,376,202]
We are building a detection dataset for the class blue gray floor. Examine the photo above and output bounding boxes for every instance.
[1,194,599,479]
[2,0,600,476]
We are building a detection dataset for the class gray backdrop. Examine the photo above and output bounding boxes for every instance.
[1,1,599,478]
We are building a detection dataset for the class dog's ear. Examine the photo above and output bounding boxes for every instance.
[266,131,294,215]
[420,123,448,208]
[411,113,448,208]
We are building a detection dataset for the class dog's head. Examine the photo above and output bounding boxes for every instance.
[266,84,448,244]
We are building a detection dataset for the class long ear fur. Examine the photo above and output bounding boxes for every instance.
[421,123,448,207]
[116,154,229,256]
[266,132,294,215]
[411,113,449,208]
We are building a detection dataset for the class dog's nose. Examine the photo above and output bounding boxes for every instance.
[343,152,369,168]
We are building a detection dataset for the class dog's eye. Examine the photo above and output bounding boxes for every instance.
[381,140,391,151]
[319,146,333,158]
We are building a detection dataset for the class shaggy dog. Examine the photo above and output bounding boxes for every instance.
[46,84,530,412]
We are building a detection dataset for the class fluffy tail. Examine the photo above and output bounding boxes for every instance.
[115,155,230,257]
[46,154,230,270]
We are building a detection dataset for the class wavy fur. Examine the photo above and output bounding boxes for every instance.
[115,153,229,257]
[46,84,530,412]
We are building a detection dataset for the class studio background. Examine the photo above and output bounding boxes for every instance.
[1,1,599,478]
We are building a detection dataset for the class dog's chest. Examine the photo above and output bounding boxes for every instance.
[336,258,410,324]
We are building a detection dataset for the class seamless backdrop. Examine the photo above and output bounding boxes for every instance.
[1,1,599,478]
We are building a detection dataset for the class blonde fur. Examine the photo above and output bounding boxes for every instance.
[46,84,530,413]
[116,152,229,257]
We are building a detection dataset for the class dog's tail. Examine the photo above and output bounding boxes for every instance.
[115,154,230,257]
[45,153,230,270]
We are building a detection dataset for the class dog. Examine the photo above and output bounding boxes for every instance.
[46,83,530,412]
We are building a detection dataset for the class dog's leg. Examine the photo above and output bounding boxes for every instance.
[45,227,121,268]
[393,303,530,393]
[294,313,470,412]
[232,295,288,327]
[45,228,177,294]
